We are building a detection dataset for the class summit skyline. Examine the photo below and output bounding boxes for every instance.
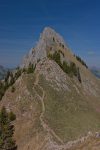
[0,0,100,67]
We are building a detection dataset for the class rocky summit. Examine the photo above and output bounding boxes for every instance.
[0,27,100,150]
[21,27,70,68]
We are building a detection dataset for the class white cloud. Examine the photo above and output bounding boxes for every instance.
[88,51,95,55]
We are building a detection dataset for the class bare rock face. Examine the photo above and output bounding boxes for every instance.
[21,27,70,68]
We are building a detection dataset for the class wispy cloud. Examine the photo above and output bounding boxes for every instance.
[88,51,95,56]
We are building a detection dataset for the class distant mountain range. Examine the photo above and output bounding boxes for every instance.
[0,65,8,80]
[90,67,100,78]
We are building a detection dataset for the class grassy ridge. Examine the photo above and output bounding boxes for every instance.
[39,75,100,142]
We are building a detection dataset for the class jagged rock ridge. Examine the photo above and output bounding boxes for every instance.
[21,27,71,68]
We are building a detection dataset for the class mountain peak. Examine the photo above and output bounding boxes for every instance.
[42,26,55,33]
[41,27,65,45]
[42,26,59,36]
[42,27,59,37]
[21,27,68,68]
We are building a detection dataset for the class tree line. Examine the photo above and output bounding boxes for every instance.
[0,63,36,101]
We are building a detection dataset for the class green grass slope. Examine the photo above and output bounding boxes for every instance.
[38,73,100,143]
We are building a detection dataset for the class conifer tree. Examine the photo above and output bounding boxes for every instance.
[0,107,17,150]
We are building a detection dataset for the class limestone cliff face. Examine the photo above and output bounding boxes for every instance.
[21,27,71,68]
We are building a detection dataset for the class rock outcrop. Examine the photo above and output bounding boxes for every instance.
[21,27,71,68]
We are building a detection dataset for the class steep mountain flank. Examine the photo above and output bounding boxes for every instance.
[0,27,100,150]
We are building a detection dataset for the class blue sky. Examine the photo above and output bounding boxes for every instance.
[0,0,100,68]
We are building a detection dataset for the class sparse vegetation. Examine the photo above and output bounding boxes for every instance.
[39,75,100,142]
[59,43,64,48]
[53,37,55,42]
[11,86,15,93]
[8,111,16,121]
[0,63,36,101]
[75,55,88,68]
[52,51,61,66]
[48,51,81,82]
[26,63,36,74]
[58,50,64,57]
[14,67,21,80]
[0,82,5,100]
[0,106,17,149]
